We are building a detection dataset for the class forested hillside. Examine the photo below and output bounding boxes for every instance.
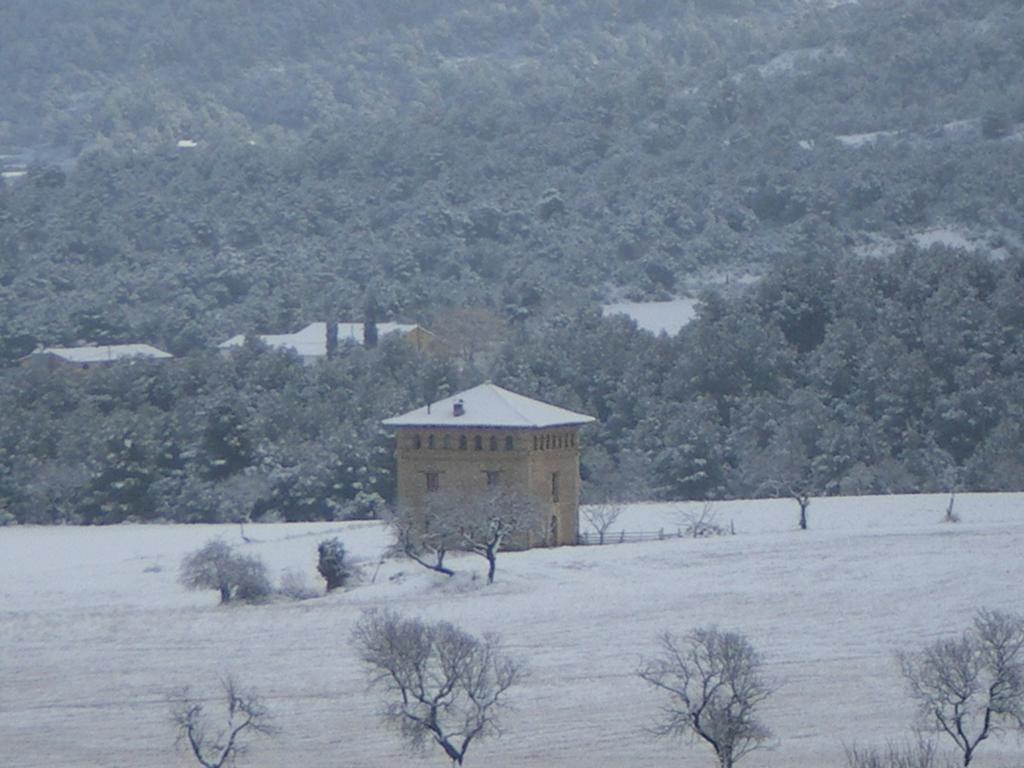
[2,0,1023,357]
[2,0,1023,523]
[3,249,1022,525]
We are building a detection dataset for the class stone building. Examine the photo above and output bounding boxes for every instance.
[382,383,595,547]
[218,321,438,364]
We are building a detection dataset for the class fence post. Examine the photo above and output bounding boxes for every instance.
[658,528,664,540]
[619,530,625,543]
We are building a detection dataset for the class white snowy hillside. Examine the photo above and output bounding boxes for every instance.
[2,494,1023,767]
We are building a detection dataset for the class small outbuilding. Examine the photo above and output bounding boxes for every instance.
[382,383,595,547]
[19,344,173,372]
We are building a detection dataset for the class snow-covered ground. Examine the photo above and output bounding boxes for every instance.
[602,299,700,335]
[2,493,1024,767]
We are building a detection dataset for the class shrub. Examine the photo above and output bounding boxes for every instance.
[179,539,272,604]
[317,537,349,591]
[278,568,319,600]
[845,740,946,768]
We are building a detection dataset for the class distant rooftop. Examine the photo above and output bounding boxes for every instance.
[28,344,173,363]
[219,322,421,357]
[382,383,595,429]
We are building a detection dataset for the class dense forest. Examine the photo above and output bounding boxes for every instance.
[2,249,1022,525]
[1,0,1023,523]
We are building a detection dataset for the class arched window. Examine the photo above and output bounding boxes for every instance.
[413,434,422,449]
[505,435,514,451]
[474,435,483,451]
[489,435,498,451]
[459,435,467,450]
[427,434,435,449]
[442,434,452,449]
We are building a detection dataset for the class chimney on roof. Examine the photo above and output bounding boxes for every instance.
[453,399,465,417]
[326,318,338,359]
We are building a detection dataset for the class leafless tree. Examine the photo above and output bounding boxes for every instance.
[353,609,525,765]
[638,626,773,768]
[386,495,460,577]
[179,539,272,604]
[788,485,811,531]
[171,676,274,768]
[388,488,541,583]
[451,487,543,583]
[678,501,730,538]
[899,609,1024,766]
[581,501,623,544]
[943,490,960,524]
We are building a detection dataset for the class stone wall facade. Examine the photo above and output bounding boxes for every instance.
[392,425,582,546]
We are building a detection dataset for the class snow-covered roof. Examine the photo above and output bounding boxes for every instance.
[30,344,173,363]
[218,322,422,356]
[382,383,596,429]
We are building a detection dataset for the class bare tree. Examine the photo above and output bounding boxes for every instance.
[353,609,525,765]
[789,485,811,531]
[386,495,460,577]
[678,501,730,538]
[942,490,960,524]
[581,500,623,544]
[638,626,773,768]
[451,487,543,583]
[179,539,272,604]
[171,677,274,768]
[388,488,541,583]
[899,609,1024,766]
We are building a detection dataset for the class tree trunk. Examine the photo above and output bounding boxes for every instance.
[219,585,231,603]
[797,495,809,530]
[486,547,496,584]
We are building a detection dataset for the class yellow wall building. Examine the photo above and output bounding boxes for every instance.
[382,383,595,547]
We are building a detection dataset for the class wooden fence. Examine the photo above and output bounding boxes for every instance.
[577,528,686,545]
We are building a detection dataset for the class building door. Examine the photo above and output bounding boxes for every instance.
[549,514,559,546]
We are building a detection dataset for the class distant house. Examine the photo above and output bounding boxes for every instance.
[218,321,436,364]
[19,344,173,372]
[382,383,595,548]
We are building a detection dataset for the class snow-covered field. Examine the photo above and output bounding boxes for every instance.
[3,494,1024,767]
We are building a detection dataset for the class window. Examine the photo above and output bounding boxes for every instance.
[413,434,422,450]
[505,435,514,451]
[474,435,483,451]
[426,472,440,492]
[489,435,498,451]
[533,435,539,450]
[442,434,452,449]
[485,470,500,487]
[551,472,560,502]
[427,434,435,449]
[459,435,468,450]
